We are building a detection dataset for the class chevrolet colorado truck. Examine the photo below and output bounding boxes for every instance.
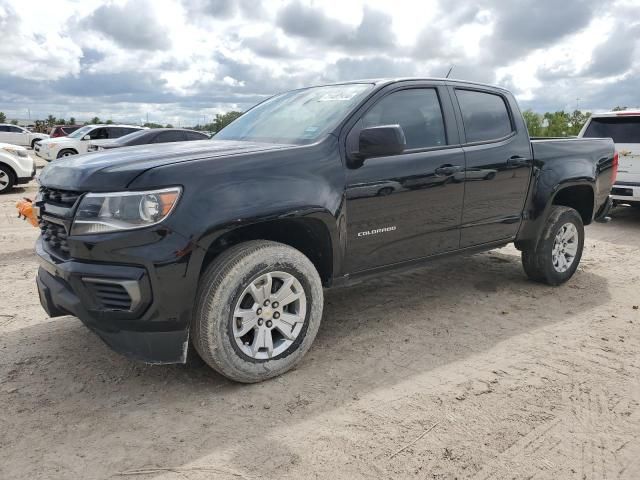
[34,79,616,383]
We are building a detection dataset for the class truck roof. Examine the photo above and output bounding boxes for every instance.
[590,110,640,118]
[294,77,511,93]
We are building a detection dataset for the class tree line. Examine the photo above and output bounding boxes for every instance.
[0,110,244,133]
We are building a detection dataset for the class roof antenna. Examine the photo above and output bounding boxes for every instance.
[445,65,455,78]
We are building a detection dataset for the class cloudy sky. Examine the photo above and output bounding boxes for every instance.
[1,0,639,125]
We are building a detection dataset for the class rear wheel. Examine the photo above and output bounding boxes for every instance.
[193,240,323,383]
[0,165,15,194]
[521,206,584,286]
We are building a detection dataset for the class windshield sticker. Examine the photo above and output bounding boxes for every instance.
[316,91,361,102]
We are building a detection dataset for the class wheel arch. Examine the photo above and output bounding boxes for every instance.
[57,148,78,157]
[0,161,17,178]
[551,183,595,226]
[197,217,336,286]
[515,181,595,251]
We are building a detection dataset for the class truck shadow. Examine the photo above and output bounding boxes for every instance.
[1,248,612,478]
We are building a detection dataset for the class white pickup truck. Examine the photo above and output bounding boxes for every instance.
[580,111,640,206]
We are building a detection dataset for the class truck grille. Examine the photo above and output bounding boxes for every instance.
[39,187,82,206]
[40,221,70,255]
[37,187,83,258]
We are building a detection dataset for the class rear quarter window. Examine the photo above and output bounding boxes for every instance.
[583,117,640,143]
[456,89,514,143]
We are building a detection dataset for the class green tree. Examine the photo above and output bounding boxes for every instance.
[612,106,627,111]
[143,122,164,128]
[46,114,57,126]
[568,110,591,136]
[11,119,18,125]
[542,111,572,137]
[58,118,66,126]
[213,111,243,132]
[0,112,6,123]
[165,124,174,128]
[522,110,544,137]
[106,119,114,124]
[68,117,76,125]
[90,116,101,124]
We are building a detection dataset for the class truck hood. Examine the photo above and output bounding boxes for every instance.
[38,137,74,147]
[38,140,292,191]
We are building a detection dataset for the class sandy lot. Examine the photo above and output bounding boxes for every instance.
[1,157,639,479]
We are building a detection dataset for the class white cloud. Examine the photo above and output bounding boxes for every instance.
[0,0,638,124]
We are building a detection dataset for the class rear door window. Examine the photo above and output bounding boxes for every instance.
[455,89,514,143]
[583,117,640,143]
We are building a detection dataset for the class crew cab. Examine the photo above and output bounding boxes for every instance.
[579,110,639,206]
[0,123,49,148]
[34,79,616,382]
[36,124,145,160]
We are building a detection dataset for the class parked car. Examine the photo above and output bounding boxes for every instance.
[0,123,49,148]
[579,110,639,207]
[0,142,36,193]
[34,79,616,383]
[36,124,145,160]
[49,125,83,138]
[87,128,209,152]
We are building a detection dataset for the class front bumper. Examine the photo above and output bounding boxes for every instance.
[35,238,191,364]
[611,182,640,203]
[36,147,54,161]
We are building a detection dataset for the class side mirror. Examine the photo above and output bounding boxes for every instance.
[83,135,90,140]
[357,125,406,159]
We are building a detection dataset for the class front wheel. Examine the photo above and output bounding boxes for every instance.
[56,149,77,159]
[0,165,15,194]
[192,240,323,383]
[521,206,584,286]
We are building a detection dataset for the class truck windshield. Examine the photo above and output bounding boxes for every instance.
[215,83,374,145]
[67,126,93,139]
[583,117,640,143]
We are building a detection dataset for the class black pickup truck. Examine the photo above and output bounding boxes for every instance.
[35,79,616,382]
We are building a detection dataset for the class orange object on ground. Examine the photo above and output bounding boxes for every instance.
[16,198,39,227]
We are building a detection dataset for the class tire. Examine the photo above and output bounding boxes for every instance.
[378,187,394,196]
[31,139,39,149]
[193,240,323,383]
[56,149,77,159]
[521,206,584,286]
[0,165,15,194]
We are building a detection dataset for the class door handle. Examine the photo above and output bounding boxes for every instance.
[435,164,462,176]
[507,156,529,167]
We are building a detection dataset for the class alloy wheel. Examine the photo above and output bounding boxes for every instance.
[232,271,307,360]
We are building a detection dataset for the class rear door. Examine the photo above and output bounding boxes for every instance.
[582,115,640,184]
[451,87,533,247]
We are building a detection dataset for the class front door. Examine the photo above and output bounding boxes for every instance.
[345,86,465,273]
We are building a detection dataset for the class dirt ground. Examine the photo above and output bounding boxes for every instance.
[1,156,639,479]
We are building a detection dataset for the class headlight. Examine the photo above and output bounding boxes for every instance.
[2,146,28,158]
[71,187,182,235]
